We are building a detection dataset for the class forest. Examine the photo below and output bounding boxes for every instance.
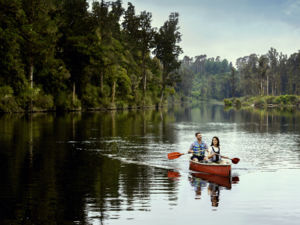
[0,0,182,112]
[1,0,300,112]
[180,47,300,101]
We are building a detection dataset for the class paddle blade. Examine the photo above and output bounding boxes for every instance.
[167,171,181,178]
[232,176,240,183]
[231,158,240,164]
[167,152,184,160]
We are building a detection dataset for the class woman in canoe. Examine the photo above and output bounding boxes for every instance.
[207,136,222,163]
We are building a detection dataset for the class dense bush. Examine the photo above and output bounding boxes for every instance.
[0,97,22,112]
[35,94,54,110]
[265,96,276,104]
[81,84,101,108]
[55,91,81,111]
[224,99,232,106]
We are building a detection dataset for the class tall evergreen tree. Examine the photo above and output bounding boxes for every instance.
[153,12,182,105]
[0,0,26,93]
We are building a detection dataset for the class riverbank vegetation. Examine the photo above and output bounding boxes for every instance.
[2,1,300,113]
[0,0,182,112]
[224,95,300,110]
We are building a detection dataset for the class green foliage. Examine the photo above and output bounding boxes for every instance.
[16,87,41,110]
[234,99,241,108]
[0,85,21,112]
[0,96,21,112]
[115,101,128,109]
[81,84,101,108]
[265,96,276,104]
[274,95,298,105]
[227,95,300,109]
[55,91,81,111]
[35,94,54,110]
[153,12,182,104]
[224,99,232,106]
[253,97,265,107]
[0,86,14,98]
[0,0,181,112]
[180,56,233,100]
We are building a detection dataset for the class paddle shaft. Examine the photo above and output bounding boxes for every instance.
[214,153,239,164]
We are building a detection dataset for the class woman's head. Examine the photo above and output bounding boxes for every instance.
[211,136,220,147]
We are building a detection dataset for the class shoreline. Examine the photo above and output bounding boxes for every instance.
[224,95,300,110]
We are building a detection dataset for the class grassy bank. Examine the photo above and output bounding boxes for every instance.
[224,95,300,109]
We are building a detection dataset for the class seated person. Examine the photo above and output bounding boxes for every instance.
[188,132,208,162]
[207,136,223,163]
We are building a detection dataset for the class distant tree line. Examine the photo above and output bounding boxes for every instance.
[178,55,232,100]
[179,48,300,100]
[0,0,182,112]
[236,48,300,97]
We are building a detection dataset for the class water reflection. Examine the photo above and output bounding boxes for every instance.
[189,172,239,207]
[168,169,239,208]
[1,103,300,224]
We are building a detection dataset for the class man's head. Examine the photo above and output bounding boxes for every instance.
[195,132,202,141]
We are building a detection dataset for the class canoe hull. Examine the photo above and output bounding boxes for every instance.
[189,160,231,177]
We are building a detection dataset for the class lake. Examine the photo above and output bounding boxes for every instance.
[1,103,300,225]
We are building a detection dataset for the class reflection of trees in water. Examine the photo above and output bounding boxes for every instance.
[0,111,179,224]
[236,108,300,134]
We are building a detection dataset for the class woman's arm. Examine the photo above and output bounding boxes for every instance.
[206,147,216,159]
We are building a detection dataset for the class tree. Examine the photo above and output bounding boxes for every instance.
[258,55,269,96]
[122,4,155,101]
[230,66,236,97]
[287,52,300,95]
[0,0,26,93]
[58,0,90,102]
[139,11,155,96]
[153,12,183,105]
[267,47,279,95]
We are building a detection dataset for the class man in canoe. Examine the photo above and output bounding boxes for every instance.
[188,132,208,162]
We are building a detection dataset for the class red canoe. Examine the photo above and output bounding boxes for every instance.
[189,160,231,177]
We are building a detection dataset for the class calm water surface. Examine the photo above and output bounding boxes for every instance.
[1,103,300,225]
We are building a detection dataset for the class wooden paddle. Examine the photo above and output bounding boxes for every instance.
[216,154,240,164]
[167,151,240,164]
[167,152,186,160]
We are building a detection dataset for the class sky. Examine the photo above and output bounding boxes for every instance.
[88,0,300,64]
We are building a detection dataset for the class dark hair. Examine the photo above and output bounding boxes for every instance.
[195,132,201,137]
[211,136,220,147]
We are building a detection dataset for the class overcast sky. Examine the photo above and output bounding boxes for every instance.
[88,0,300,63]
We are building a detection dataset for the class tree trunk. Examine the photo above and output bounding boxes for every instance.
[143,70,147,94]
[142,55,147,106]
[111,80,116,104]
[29,59,34,111]
[159,85,165,107]
[142,59,146,93]
[29,62,34,89]
[260,80,263,96]
[266,74,269,95]
[100,69,103,94]
[72,82,76,104]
